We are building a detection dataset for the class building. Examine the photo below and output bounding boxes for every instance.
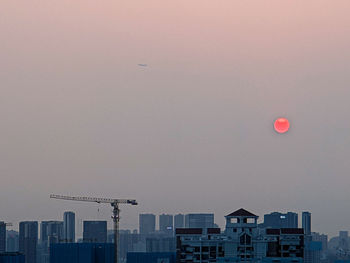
[302,212,311,236]
[6,231,19,252]
[83,221,107,243]
[222,208,265,261]
[40,221,63,246]
[118,230,142,263]
[139,214,156,235]
[176,228,224,262]
[39,221,64,262]
[185,214,214,229]
[305,241,322,263]
[176,208,305,263]
[339,232,349,251]
[146,237,175,252]
[19,221,38,263]
[262,212,298,229]
[312,232,327,251]
[50,243,114,263]
[302,212,312,263]
[47,221,63,245]
[0,252,25,263]
[0,223,5,253]
[265,228,304,259]
[39,221,54,263]
[40,222,49,245]
[174,214,184,231]
[63,212,75,243]
[159,214,173,236]
[312,232,328,259]
[127,252,176,263]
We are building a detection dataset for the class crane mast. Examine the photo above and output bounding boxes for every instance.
[50,194,137,263]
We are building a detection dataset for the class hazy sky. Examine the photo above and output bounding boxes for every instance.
[1,0,350,237]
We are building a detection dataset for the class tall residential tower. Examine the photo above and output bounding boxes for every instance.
[63,212,75,243]
[19,221,38,263]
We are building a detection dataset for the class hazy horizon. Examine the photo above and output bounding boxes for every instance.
[1,0,350,238]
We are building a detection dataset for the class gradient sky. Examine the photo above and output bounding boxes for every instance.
[1,0,350,237]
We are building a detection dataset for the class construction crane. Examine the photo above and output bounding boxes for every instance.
[50,194,137,263]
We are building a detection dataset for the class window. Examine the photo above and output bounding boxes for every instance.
[230,218,239,223]
[247,218,255,224]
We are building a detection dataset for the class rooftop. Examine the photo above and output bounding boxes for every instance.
[226,208,257,217]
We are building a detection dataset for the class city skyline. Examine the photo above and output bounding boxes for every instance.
[4,208,348,262]
[1,209,332,237]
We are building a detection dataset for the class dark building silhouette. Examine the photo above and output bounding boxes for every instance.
[118,230,141,263]
[0,222,6,253]
[83,221,107,243]
[40,221,63,246]
[302,212,312,263]
[6,230,19,252]
[265,228,304,258]
[50,243,113,263]
[139,214,155,235]
[302,212,311,235]
[262,212,298,229]
[146,237,175,252]
[19,221,38,263]
[184,214,214,229]
[0,252,25,263]
[63,212,75,243]
[48,221,63,245]
[174,214,184,231]
[159,214,173,236]
[40,221,49,245]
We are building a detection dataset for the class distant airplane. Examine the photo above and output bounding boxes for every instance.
[138,64,148,67]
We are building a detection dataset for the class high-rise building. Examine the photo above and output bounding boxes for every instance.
[338,231,349,251]
[302,212,311,235]
[262,212,298,228]
[302,212,312,263]
[185,213,214,229]
[6,230,19,252]
[118,230,142,262]
[83,221,107,243]
[63,212,75,243]
[174,214,184,230]
[312,232,328,253]
[19,221,38,263]
[139,214,156,235]
[159,214,173,236]
[40,221,49,245]
[40,221,63,246]
[47,221,63,245]
[0,222,6,253]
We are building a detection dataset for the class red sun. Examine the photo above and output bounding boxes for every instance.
[274,118,290,134]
